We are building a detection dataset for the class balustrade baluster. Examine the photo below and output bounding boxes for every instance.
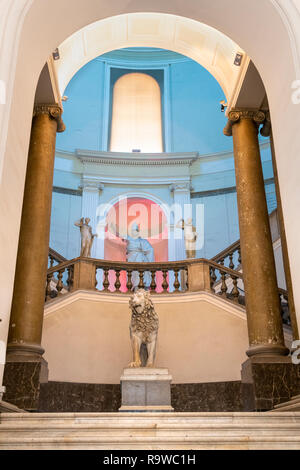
[220,270,228,298]
[238,247,241,265]
[49,255,54,268]
[103,268,110,291]
[67,266,73,291]
[210,267,217,292]
[115,269,121,292]
[174,269,180,292]
[56,269,64,295]
[229,252,234,270]
[219,257,224,266]
[126,269,133,292]
[231,276,239,303]
[150,270,156,292]
[138,270,144,289]
[46,273,52,300]
[162,269,168,292]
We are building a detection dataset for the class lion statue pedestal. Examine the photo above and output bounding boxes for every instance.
[119,368,173,412]
[119,289,173,412]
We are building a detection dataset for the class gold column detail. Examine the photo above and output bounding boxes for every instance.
[258,111,298,339]
[7,104,64,360]
[270,131,299,339]
[225,108,288,357]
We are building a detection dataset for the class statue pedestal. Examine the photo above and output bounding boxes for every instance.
[119,368,174,412]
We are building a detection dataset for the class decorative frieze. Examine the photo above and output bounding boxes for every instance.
[76,150,199,166]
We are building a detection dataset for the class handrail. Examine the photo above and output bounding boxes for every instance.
[278,287,288,297]
[47,256,243,276]
[211,239,240,263]
[48,247,66,266]
[47,258,76,275]
[208,260,243,279]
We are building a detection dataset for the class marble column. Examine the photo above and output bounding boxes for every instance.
[224,109,288,358]
[3,104,65,409]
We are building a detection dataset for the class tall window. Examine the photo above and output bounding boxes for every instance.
[110,72,163,153]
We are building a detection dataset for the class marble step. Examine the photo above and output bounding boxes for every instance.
[1,412,300,449]
[271,395,300,412]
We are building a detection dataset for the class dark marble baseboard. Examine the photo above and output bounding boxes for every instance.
[38,380,244,412]
[171,381,244,412]
[38,381,121,412]
[242,358,300,411]
[3,362,42,410]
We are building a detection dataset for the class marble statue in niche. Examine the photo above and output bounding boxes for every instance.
[74,217,97,257]
[128,289,159,368]
[176,218,198,258]
[110,222,154,288]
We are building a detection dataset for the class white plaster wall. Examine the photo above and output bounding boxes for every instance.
[42,292,249,384]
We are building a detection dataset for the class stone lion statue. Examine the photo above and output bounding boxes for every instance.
[128,289,159,368]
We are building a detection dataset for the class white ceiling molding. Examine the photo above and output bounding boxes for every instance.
[55,13,245,100]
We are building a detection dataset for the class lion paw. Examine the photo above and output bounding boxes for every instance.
[128,361,142,368]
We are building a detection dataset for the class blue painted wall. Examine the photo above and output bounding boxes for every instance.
[169,61,229,153]
[56,60,105,152]
[56,49,230,154]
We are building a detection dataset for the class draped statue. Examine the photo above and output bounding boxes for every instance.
[110,222,154,289]
[176,218,198,259]
[74,217,97,257]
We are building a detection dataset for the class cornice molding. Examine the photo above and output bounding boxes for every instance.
[57,141,270,163]
[97,48,189,67]
[75,150,199,167]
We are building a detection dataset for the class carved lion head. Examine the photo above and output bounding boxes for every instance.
[129,289,154,315]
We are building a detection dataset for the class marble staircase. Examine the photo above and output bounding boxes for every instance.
[1,412,300,449]
[270,394,300,412]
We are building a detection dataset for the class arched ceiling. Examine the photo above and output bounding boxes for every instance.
[55,13,245,99]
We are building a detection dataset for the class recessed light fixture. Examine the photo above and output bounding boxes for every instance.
[220,100,228,112]
[52,48,60,61]
[234,52,243,66]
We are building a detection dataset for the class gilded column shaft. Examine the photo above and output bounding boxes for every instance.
[227,109,288,357]
[7,104,64,358]
[270,131,299,340]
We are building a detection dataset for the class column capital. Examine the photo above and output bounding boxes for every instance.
[223,108,266,136]
[80,178,104,193]
[169,182,192,193]
[260,110,271,137]
[33,103,65,133]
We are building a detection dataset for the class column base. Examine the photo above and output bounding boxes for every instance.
[3,355,48,411]
[246,343,289,357]
[241,356,300,411]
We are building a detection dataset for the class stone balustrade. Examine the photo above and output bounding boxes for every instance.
[45,256,244,302]
[45,256,291,326]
